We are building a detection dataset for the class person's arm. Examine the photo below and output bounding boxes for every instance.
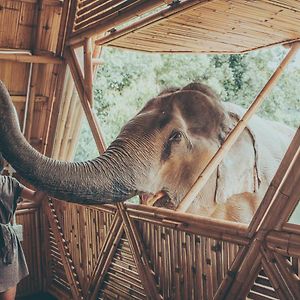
[21,187,45,205]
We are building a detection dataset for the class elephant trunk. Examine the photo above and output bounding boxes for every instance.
[0,81,141,204]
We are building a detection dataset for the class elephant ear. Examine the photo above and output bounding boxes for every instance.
[174,82,227,140]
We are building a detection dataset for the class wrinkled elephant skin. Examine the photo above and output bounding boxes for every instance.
[0,81,294,221]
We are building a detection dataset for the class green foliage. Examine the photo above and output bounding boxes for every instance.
[74,46,300,161]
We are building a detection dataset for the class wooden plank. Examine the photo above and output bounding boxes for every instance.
[11,94,48,102]
[0,53,62,64]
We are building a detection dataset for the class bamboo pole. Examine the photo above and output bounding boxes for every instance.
[56,0,72,57]
[51,69,73,158]
[257,137,300,232]
[24,63,39,141]
[0,53,63,64]
[84,38,94,106]
[66,102,84,161]
[117,202,162,300]
[273,252,300,297]
[65,46,106,153]
[59,89,79,159]
[45,64,68,156]
[176,42,300,212]
[260,247,293,300]
[266,230,300,258]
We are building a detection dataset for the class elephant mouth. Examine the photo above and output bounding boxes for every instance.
[140,191,176,209]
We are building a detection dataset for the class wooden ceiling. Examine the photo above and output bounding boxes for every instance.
[0,0,67,156]
[97,0,300,53]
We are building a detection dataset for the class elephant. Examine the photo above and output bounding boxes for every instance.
[0,81,294,222]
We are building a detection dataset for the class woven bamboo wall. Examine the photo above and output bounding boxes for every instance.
[46,200,247,299]
[43,199,300,300]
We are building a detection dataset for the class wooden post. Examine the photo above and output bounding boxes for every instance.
[176,42,300,212]
[65,46,106,153]
[84,38,94,106]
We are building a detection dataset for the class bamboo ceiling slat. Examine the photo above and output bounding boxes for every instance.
[104,0,300,53]
[77,0,115,17]
[76,0,131,23]
[69,0,164,45]
[74,0,155,31]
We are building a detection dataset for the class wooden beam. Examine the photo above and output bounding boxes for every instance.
[11,95,48,103]
[13,0,63,5]
[65,46,106,153]
[84,38,94,106]
[261,253,291,300]
[42,64,67,155]
[0,53,62,64]
[176,42,300,212]
[67,0,164,46]
[24,65,39,140]
[56,0,72,56]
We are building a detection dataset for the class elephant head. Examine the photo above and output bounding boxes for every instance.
[0,81,229,208]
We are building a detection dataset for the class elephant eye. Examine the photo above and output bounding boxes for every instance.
[169,130,182,142]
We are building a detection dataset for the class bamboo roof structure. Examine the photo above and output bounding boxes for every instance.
[0,0,300,299]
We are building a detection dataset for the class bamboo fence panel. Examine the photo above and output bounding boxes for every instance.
[44,200,252,299]
[47,199,116,294]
